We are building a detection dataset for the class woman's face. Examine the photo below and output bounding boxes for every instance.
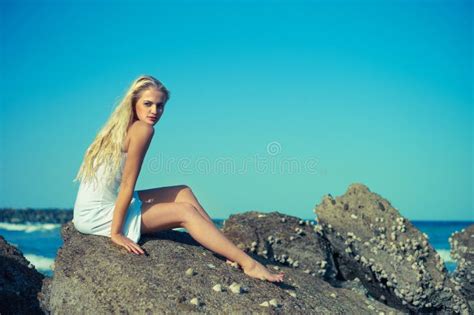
[134,88,166,125]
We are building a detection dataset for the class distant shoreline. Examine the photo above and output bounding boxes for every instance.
[0,209,73,224]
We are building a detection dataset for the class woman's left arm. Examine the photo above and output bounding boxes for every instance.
[111,122,154,237]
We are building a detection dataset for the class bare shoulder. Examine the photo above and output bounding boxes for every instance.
[129,120,154,140]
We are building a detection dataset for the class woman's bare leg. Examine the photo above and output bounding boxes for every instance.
[138,185,236,264]
[138,199,284,282]
[138,185,213,223]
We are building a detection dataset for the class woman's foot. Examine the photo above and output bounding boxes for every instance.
[241,259,284,282]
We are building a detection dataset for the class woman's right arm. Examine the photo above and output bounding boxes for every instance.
[110,121,154,253]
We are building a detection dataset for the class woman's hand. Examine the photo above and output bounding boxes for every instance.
[110,233,145,255]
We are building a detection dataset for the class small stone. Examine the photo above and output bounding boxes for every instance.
[351,214,358,219]
[212,284,222,292]
[207,264,216,269]
[190,297,201,306]
[229,261,239,268]
[281,217,286,223]
[229,282,242,294]
[257,214,267,218]
[287,290,297,297]
[185,268,195,276]
[268,298,279,307]
[259,301,270,307]
[330,292,337,298]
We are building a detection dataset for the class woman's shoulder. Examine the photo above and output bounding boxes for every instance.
[124,121,154,152]
[128,120,155,138]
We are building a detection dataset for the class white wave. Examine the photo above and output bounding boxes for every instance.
[437,249,455,263]
[0,222,61,233]
[23,253,55,271]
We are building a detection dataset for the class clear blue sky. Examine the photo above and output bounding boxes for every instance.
[1,0,472,221]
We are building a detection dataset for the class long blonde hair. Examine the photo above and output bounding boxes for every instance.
[73,75,170,187]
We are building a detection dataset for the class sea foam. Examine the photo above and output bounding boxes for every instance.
[24,253,55,271]
[0,222,61,233]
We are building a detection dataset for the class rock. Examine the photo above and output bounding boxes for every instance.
[450,224,474,301]
[228,282,243,294]
[314,183,472,314]
[45,221,399,314]
[268,298,279,307]
[0,235,45,314]
[221,211,339,283]
[189,297,201,306]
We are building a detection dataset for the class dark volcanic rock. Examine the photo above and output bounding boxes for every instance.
[450,224,474,301]
[0,235,45,314]
[45,221,399,314]
[314,183,472,314]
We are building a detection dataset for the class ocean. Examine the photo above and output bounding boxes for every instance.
[0,219,471,278]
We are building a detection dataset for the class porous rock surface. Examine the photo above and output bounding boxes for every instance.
[450,224,474,302]
[221,211,338,282]
[314,183,472,314]
[42,220,399,314]
[0,235,45,314]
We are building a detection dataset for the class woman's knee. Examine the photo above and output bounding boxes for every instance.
[177,184,192,194]
[178,202,200,226]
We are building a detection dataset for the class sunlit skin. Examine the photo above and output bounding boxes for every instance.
[116,87,285,282]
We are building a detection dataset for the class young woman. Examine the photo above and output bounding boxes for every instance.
[72,75,284,282]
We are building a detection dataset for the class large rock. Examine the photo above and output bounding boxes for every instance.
[221,211,405,313]
[45,221,399,314]
[0,235,45,314]
[221,211,338,283]
[314,183,471,314]
[450,224,474,302]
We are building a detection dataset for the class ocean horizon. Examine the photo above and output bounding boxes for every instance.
[1,217,471,278]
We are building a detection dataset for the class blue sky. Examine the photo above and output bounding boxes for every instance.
[1,0,472,221]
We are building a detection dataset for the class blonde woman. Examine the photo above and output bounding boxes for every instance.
[72,75,284,282]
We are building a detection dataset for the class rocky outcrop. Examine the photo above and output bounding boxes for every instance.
[314,183,471,314]
[44,221,399,314]
[450,224,474,301]
[0,235,45,314]
[221,211,338,283]
[39,182,472,314]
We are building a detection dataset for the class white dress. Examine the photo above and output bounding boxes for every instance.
[72,152,143,243]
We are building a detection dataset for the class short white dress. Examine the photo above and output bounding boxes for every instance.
[72,152,143,243]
